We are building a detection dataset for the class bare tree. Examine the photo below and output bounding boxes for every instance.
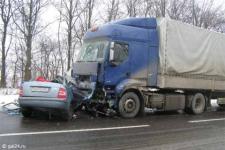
[105,0,120,22]
[86,0,95,29]
[160,0,166,17]
[38,37,61,79]
[55,0,87,71]
[12,44,19,88]
[191,0,225,30]
[62,0,79,71]
[0,0,13,87]
[1,0,224,87]
[124,0,139,17]
[56,0,64,75]
[9,39,26,87]
[140,0,154,17]
[13,0,47,81]
[73,0,96,45]
[24,32,63,80]
[167,0,190,21]
[151,0,167,17]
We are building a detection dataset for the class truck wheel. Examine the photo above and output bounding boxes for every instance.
[118,92,140,118]
[21,108,32,118]
[190,93,206,114]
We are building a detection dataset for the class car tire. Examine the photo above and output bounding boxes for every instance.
[21,108,32,118]
[118,92,140,118]
[190,93,206,115]
[62,106,74,121]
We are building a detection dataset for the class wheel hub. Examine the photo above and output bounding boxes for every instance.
[195,98,202,109]
[124,99,136,113]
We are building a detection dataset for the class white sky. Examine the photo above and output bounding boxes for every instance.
[42,0,225,37]
[40,4,59,37]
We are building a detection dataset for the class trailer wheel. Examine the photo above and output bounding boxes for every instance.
[118,92,140,118]
[190,93,206,115]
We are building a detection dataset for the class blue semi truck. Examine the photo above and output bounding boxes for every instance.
[72,18,225,118]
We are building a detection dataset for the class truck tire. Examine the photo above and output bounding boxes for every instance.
[190,93,206,115]
[118,92,140,118]
[21,107,32,118]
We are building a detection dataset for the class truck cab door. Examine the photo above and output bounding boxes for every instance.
[104,41,130,87]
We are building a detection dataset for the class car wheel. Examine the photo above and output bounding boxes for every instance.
[191,93,206,115]
[118,92,140,118]
[62,106,74,121]
[21,108,33,118]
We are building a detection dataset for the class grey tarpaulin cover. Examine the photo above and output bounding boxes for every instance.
[157,18,225,80]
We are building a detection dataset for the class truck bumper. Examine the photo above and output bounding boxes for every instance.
[19,97,68,110]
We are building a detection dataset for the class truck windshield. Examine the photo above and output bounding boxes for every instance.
[77,40,109,62]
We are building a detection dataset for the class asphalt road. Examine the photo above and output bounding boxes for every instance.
[0,105,225,150]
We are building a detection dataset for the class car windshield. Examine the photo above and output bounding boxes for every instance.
[77,40,109,62]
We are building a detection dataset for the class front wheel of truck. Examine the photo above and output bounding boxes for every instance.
[118,92,140,118]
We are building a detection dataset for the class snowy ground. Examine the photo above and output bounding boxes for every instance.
[0,88,19,113]
[0,88,18,95]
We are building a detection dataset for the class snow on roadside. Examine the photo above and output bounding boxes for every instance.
[0,95,19,112]
[0,88,18,95]
[0,88,19,112]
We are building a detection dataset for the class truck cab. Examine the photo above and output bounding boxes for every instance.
[73,18,159,118]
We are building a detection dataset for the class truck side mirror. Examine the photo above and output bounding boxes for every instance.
[109,42,118,67]
[109,42,115,62]
[109,49,114,62]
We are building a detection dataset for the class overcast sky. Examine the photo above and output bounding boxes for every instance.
[41,0,225,38]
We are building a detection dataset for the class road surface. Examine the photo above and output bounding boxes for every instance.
[0,106,224,150]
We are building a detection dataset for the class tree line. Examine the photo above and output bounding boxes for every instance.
[0,0,225,87]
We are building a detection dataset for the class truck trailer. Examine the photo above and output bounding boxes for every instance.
[72,18,225,118]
